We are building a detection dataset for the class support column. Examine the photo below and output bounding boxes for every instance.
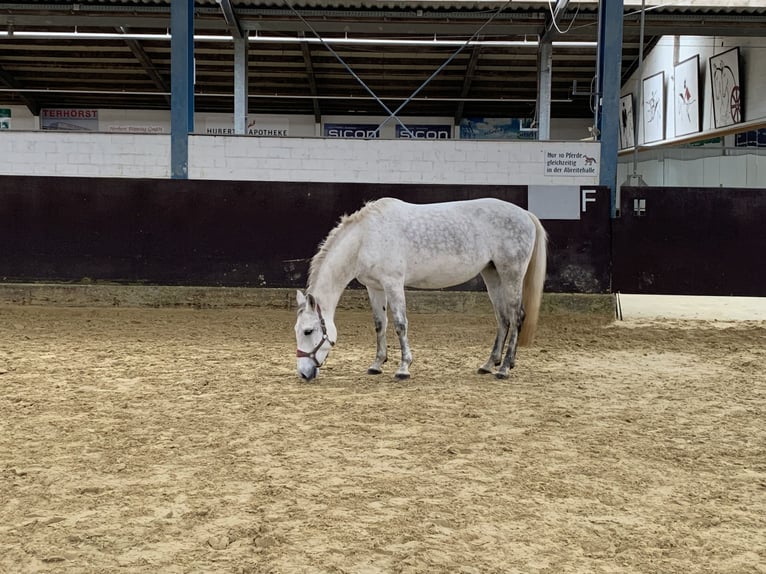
[171,0,194,179]
[536,39,553,141]
[234,34,248,134]
[596,0,624,216]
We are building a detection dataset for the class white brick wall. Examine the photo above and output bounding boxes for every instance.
[188,135,601,185]
[0,131,602,185]
[0,132,171,178]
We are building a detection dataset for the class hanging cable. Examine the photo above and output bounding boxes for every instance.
[375,0,513,133]
[281,0,513,136]
[281,0,412,135]
[546,0,580,35]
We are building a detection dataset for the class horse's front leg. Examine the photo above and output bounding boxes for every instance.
[366,287,388,375]
[385,287,412,380]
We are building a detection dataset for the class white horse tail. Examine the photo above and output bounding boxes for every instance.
[519,211,548,346]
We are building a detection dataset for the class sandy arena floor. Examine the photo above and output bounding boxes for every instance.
[1,304,764,573]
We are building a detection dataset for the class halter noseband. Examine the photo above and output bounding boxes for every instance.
[296,303,335,368]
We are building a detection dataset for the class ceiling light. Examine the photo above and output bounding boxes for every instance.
[0,30,598,48]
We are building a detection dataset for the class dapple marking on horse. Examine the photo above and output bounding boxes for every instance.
[294,197,547,381]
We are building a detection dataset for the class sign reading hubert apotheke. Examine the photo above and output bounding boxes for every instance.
[41,108,99,131]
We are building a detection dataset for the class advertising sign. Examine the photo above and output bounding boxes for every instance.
[0,108,10,130]
[202,117,289,136]
[735,129,766,148]
[107,125,165,134]
[323,123,380,138]
[396,124,451,139]
[41,109,98,131]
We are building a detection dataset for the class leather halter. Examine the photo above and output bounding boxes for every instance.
[296,303,335,367]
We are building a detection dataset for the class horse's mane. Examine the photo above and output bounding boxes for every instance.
[307,199,385,290]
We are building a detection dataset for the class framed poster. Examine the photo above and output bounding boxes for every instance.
[674,55,700,137]
[709,47,742,128]
[642,71,665,144]
[619,94,635,149]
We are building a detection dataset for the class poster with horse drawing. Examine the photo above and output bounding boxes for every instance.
[619,94,635,149]
[709,47,742,129]
[642,71,665,144]
[674,55,700,137]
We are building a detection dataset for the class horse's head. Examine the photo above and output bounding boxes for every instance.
[294,290,337,381]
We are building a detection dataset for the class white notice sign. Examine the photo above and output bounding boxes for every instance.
[544,148,598,177]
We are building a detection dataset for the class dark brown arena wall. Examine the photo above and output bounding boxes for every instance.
[613,186,766,296]
[0,176,611,293]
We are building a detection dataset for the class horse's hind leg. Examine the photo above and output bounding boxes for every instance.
[384,285,412,380]
[496,295,525,380]
[479,265,510,374]
[484,263,526,380]
[366,286,388,375]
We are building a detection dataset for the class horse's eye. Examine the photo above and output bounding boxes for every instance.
[303,328,314,337]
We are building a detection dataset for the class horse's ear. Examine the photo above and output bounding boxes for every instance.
[307,293,317,310]
[296,290,307,310]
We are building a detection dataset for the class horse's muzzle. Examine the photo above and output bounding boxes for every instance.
[298,365,318,381]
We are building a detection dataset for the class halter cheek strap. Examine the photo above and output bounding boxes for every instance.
[296,303,336,368]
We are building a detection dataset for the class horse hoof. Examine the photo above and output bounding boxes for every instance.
[394,373,410,380]
[495,372,509,380]
[477,367,493,375]
[367,368,383,375]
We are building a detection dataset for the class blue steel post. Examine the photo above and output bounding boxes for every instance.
[596,0,624,217]
[171,0,194,179]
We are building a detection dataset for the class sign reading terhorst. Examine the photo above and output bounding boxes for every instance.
[544,148,598,177]
[41,108,98,131]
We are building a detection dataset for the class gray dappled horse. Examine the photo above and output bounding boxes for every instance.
[295,197,547,381]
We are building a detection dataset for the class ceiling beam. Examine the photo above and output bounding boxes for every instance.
[454,46,481,124]
[117,27,171,105]
[299,34,322,123]
[216,0,243,39]
[0,64,40,115]
[0,13,550,39]
[2,10,765,38]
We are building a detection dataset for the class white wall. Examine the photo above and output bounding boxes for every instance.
[617,150,764,187]
[188,135,600,184]
[615,35,766,187]
[622,35,766,145]
[550,118,594,141]
[98,109,169,134]
[5,31,764,187]
[0,131,170,178]
[0,106,591,139]
[0,130,601,185]
[197,113,316,137]
[6,125,758,188]
[1,105,37,130]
